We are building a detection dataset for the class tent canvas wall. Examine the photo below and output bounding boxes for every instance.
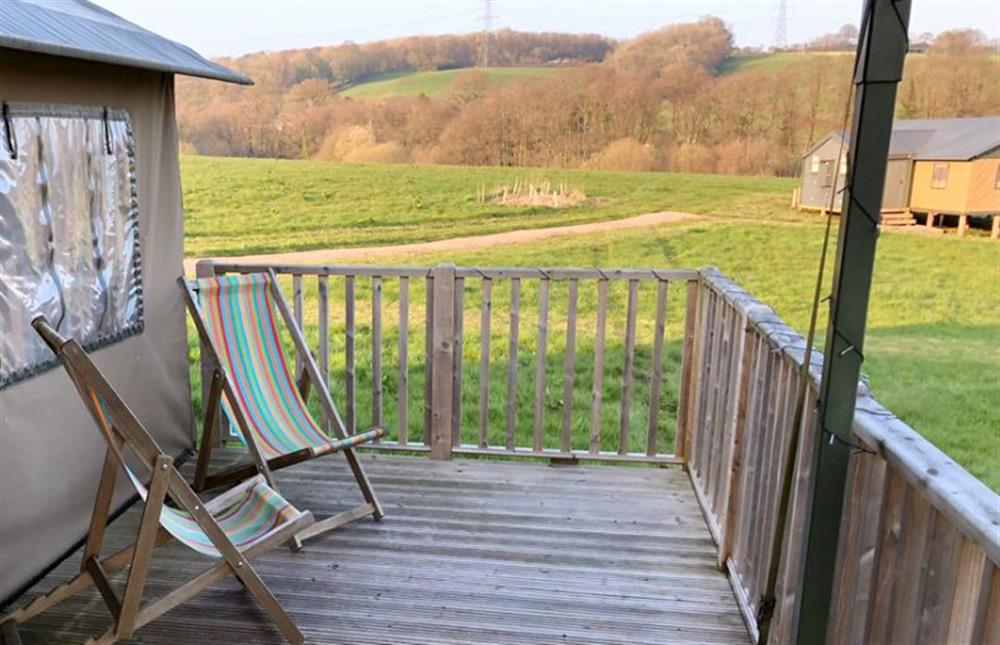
[0,0,248,605]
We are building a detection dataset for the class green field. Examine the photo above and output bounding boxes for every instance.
[182,157,999,490]
[182,155,800,257]
[340,66,559,98]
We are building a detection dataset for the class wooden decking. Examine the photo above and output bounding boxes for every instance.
[13,451,749,644]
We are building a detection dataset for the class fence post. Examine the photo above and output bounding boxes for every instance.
[195,260,227,447]
[429,263,456,459]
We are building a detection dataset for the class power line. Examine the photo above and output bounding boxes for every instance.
[773,0,788,51]
[478,0,494,68]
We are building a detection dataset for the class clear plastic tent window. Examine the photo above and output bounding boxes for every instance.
[0,104,143,389]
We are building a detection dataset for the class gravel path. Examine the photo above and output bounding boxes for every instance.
[184,210,702,273]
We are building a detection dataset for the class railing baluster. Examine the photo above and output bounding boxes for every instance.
[292,274,304,380]
[561,279,578,453]
[533,278,550,452]
[589,278,608,454]
[451,276,465,447]
[505,278,521,451]
[317,275,330,432]
[478,278,492,448]
[344,274,356,436]
[646,279,668,457]
[424,274,434,446]
[676,279,701,460]
[618,279,639,455]
[398,277,409,445]
[371,276,382,436]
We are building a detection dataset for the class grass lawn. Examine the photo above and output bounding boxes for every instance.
[182,157,999,491]
[181,155,800,257]
[340,66,559,98]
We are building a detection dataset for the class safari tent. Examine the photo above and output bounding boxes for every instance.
[797,117,1000,235]
[0,0,248,605]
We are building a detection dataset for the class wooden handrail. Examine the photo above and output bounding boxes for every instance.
[688,267,1000,643]
[198,260,698,464]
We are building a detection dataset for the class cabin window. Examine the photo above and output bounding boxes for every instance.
[0,103,144,389]
[820,160,835,188]
[931,162,949,189]
[810,155,820,173]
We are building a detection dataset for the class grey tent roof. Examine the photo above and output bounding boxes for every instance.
[807,117,1000,161]
[0,0,251,85]
[891,117,999,160]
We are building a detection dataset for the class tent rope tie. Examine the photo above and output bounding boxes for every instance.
[2,102,17,159]
[822,427,877,456]
[102,106,113,155]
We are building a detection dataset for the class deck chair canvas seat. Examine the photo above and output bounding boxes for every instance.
[180,272,384,547]
[0,318,313,645]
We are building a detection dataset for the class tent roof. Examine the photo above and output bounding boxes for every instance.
[891,117,999,160]
[806,117,1000,162]
[0,0,251,85]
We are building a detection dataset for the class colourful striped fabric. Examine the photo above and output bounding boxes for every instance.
[89,393,301,558]
[193,274,383,460]
[130,471,300,558]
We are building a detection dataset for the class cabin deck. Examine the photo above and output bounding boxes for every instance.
[14,450,749,644]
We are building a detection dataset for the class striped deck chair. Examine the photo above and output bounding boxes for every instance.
[179,271,384,548]
[0,317,314,645]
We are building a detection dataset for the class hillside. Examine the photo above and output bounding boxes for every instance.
[177,22,997,174]
[719,51,846,74]
[341,66,560,99]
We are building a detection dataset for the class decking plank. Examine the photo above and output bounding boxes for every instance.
[13,452,748,644]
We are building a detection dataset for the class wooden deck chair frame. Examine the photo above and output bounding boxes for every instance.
[179,270,383,549]
[0,318,314,645]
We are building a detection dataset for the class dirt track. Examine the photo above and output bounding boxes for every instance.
[183,210,702,273]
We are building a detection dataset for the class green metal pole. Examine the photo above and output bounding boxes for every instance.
[794,1,910,643]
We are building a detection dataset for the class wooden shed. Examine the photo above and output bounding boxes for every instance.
[797,117,1000,236]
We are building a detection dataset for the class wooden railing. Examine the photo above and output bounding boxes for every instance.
[686,268,1000,644]
[199,260,700,463]
[197,259,999,643]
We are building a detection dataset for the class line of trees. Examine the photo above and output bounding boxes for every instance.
[176,22,999,176]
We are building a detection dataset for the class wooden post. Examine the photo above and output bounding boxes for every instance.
[292,274,304,380]
[588,278,608,454]
[925,211,936,230]
[371,276,383,434]
[958,213,968,237]
[478,278,492,448]
[342,275,354,435]
[533,278,550,452]
[398,277,409,445]
[675,279,701,461]
[505,278,522,451]
[195,260,227,447]
[429,264,456,459]
[451,277,465,447]
[716,313,751,570]
[991,214,999,241]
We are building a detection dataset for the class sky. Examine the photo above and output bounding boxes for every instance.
[92,0,1000,58]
